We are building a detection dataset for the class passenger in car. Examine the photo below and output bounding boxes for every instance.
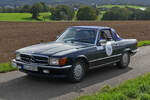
[100,31,108,40]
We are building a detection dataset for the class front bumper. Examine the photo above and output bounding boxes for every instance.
[131,48,139,55]
[12,59,72,77]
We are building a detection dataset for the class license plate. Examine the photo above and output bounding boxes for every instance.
[12,62,17,67]
[12,62,21,69]
[22,64,38,71]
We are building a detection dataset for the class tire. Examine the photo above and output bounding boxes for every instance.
[26,73,35,77]
[117,52,130,68]
[68,60,86,82]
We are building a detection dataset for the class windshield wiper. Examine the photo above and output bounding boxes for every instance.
[63,38,74,43]
[73,39,91,43]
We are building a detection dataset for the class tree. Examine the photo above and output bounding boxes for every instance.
[31,3,44,19]
[101,7,150,21]
[95,8,100,16]
[40,2,49,12]
[102,7,132,20]
[51,5,74,20]
[76,6,97,20]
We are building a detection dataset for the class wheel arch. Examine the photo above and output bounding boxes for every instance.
[123,48,133,54]
[74,55,90,70]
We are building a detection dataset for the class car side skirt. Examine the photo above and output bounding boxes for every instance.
[89,60,120,70]
[89,54,122,69]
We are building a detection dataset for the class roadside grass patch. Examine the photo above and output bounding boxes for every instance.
[76,73,150,100]
[0,62,17,73]
[138,93,150,100]
[138,41,150,47]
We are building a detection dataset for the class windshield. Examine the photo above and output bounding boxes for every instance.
[56,28,97,44]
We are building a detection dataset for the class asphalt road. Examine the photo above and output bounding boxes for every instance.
[0,46,150,100]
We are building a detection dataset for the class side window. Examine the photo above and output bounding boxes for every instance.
[100,29,114,41]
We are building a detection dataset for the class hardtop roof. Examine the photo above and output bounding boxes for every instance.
[71,26,110,30]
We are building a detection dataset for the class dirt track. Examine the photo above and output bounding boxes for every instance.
[0,21,150,62]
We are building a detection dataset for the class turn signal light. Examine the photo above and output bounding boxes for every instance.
[136,43,138,49]
[59,58,67,66]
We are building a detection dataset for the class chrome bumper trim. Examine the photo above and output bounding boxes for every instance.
[132,49,139,53]
[12,59,72,69]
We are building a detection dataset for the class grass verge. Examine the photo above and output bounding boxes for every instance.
[0,62,17,73]
[138,40,150,47]
[76,73,150,100]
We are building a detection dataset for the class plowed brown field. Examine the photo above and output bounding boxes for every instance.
[0,21,150,62]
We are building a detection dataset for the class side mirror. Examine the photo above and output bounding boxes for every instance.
[56,35,59,39]
[98,40,107,46]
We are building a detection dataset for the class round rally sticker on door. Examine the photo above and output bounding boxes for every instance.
[105,42,113,56]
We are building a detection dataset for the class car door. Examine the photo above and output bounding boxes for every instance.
[89,29,121,69]
[89,30,109,68]
[101,29,122,63]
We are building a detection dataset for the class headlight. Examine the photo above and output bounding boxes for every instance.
[48,58,67,66]
[49,58,59,65]
[16,54,21,60]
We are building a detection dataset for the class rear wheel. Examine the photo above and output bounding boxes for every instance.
[68,60,86,82]
[26,73,36,77]
[117,52,130,68]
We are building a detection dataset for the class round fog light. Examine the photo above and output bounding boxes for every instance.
[43,70,49,74]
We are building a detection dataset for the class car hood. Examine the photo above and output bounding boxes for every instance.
[16,42,92,56]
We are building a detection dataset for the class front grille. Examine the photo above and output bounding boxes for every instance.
[20,54,48,64]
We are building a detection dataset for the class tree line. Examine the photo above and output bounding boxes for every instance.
[102,7,150,20]
[1,2,150,20]
[0,2,50,13]
[31,3,99,20]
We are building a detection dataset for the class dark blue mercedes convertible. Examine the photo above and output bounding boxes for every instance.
[12,26,138,82]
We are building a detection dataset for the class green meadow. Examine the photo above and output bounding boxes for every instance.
[97,5,147,10]
[0,12,51,22]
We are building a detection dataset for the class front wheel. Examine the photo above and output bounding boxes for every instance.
[117,52,130,68]
[26,73,37,78]
[68,60,86,82]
